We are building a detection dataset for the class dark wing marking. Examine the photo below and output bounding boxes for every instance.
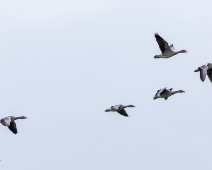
[154,87,166,98]
[159,88,169,96]
[117,109,129,117]
[155,33,170,53]
[207,68,212,83]
[154,89,160,98]
[8,121,17,134]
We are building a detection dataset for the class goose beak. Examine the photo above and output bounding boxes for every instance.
[194,69,199,72]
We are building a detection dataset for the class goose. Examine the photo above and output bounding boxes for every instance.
[154,33,187,59]
[105,104,135,117]
[0,116,27,134]
[194,63,212,82]
[153,87,185,100]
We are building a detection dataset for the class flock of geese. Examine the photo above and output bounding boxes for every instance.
[105,33,212,117]
[0,33,212,133]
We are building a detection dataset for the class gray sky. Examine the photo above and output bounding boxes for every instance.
[1,0,212,169]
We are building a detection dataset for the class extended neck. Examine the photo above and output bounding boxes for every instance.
[171,90,184,95]
[175,50,187,54]
[123,105,135,108]
[13,116,27,120]
[105,109,112,112]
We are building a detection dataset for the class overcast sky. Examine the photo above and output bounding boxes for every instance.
[1,0,212,169]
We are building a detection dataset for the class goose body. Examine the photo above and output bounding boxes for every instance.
[0,116,27,134]
[194,63,212,82]
[154,88,185,100]
[105,104,135,117]
[154,33,187,59]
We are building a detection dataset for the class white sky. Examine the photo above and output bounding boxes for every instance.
[1,0,212,169]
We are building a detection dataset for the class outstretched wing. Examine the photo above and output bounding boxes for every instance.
[0,117,12,126]
[155,87,166,98]
[198,65,208,82]
[207,68,212,83]
[155,33,171,53]
[117,109,129,117]
[160,88,170,95]
[8,121,17,134]
[169,44,175,51]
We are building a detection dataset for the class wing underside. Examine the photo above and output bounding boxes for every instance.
[117,109,129,117]
[8,121,17,134]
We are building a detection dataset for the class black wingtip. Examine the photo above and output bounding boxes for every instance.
[155,32,159,37]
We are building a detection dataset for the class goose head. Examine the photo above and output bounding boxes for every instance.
[177,90,185,93]
[179,50,187,53]
[154,55,161,59]
[21,116,27,119]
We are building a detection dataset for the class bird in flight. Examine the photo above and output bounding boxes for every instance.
[0,116,27,134]
[105,104,135,117]
[154,33,187,59]
[153,87,185,100]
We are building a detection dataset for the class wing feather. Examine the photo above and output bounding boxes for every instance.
[169,44,175,50]
[117,109,129,117]
[160,88,170,95]
[155,87,167,97]
[207,68,212,83]
[199,65,208,82]
[8,121,17,134]
[155,33,171,53]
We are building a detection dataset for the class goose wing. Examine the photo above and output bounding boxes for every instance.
[155,33,171,53]
[198,65,208,82]
[112,105,121,110]
[1,117,12,126]
[160,88,170,95]
[207,68,212,82]
[155,87,167,97]
[117,109,129,117]
[169,44,175,50]
[8,121,17,134]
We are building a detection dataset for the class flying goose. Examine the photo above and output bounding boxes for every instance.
[194,63,212,82]
[0,116,27,134]
[105,104,135,117]
[153,87,185,100]
[154,33,187,59]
